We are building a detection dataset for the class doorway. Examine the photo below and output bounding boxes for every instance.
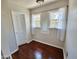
[12,11,27,46]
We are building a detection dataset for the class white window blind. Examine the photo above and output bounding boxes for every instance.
[49,7,66,29]
[32,7,67,30]
[32,14,40,28]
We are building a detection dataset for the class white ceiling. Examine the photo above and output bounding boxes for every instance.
[8,0,59,9]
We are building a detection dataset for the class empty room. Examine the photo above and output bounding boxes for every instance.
[1,0,77,59]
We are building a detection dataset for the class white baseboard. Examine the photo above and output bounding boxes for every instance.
[3,47,18,59]
[63,48,66,59]
[11,47,19,55]
[10,39,65,59]
[3,39,32,59]
[32,39,66,59]
[32,39,63,49]
[17,39,32,46]
[3,48,18,59]
[26,39,32,43]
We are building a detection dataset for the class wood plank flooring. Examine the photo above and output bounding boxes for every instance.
[12,41,64,59]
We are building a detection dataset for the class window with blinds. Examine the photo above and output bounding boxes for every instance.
[32,7,66,30]
[49,7,66,29]
[32,14,40,28]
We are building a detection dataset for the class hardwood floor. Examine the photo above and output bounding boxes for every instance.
[12,41,64,59]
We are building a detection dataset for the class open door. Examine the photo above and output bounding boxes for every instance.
[12,11,27,46]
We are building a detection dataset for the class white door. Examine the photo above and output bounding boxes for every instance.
[12,11,26,46]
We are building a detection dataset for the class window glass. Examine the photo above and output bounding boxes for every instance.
[32,14,40,28]
[49,8,65,29]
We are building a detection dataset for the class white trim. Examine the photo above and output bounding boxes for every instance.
[18,39,32,46]
[3,47,19,59]
[12,10,27,15]
[3,49,18,59]
[63,49,66,59]
[26,39,32,43]
[9,40,65,59]
[3,55,13,59]
[3,54,11,59]
[31,0,68,14]
[9,55,13,59]
[7,39,65,59]
[10,47,19,55]
[32,39,66,59]
[32,39,63,49]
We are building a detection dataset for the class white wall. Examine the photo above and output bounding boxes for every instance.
[31,0,68,49]
[32,12,64,48]
[25,10,32,43]
[8,0,32,44]
[65,0,77,59]
[32,28,64,48]
[1,0,32,58]
[8,1,32,44]
[32,8,67,49]
[1,0,17,57]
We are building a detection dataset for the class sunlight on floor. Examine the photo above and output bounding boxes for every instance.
[35,51,42,59]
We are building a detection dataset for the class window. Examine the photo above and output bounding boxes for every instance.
[49,12,58,28]
[32,14,40,28]
[32,7,66,30]
[49,8,65,29]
